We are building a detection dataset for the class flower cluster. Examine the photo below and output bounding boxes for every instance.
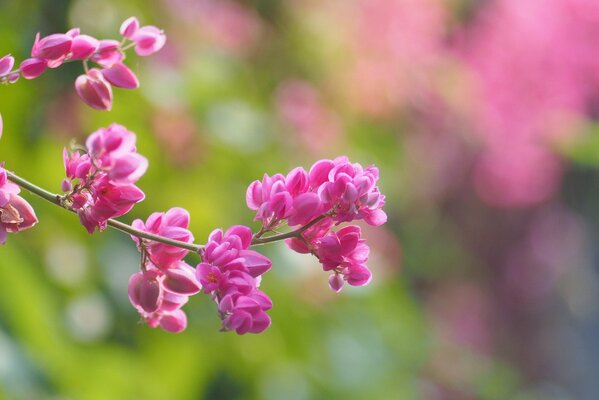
[246,156,386,229]
[0,164,37,244]
[0,17,165,111]
[196,226,273,334]
[62,123,147,233]
[128,208,200,333]
[246,156,386,292]
[0,17,388,336]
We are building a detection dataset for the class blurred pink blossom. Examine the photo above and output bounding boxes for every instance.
[460,0,599,206]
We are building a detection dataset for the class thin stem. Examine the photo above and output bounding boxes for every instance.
[6,171,204,254]
[251,214,328,245]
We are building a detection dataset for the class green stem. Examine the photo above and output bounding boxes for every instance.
[251,214,328,245]
[6,170,325,252]
[6,171,204,253]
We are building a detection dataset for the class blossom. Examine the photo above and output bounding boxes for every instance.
[128,261,201,333]
[131,26,166,56]
[246,157,386,228]
[128,207,200,333]
[196,225,273,334]
[75,69,113,110]
[62,124,147,233]
[10,17,165,110]
[0,165,38,244]
[246,158,384,292]
[85,124,148,183]
[131,207,194,268]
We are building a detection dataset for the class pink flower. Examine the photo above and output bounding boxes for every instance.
[131,208,194,268]
[0,54,14,76]
[101,63,139,89]
[120,17,140,39]
[128,262,198,333]
[63,124,147,233]
[131,26,166,56]
[90,40,124,68]
[31,33,72,62]
[85,124,148,183]
[195,225,274,334]
[19,58,47,79]
[75,68,113,111]
[0,165,38,244]
[70,34,99,60]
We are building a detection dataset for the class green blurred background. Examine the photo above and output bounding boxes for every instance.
[1,0,599,399]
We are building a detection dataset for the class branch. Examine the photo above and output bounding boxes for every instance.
[6,171,204,254]
[251,214,328,245]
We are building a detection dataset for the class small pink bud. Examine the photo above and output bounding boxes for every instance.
[128,272,162,313]
[101,62,139,89]
[364,209,387,226]
[0,54,14,76]
[346,265,372,286]
[225,225,253,248]
[74,69,113,110]
[65,28,81,38]
[91,40,123,68]
[238,250,272,277]
[7,73,19,83]
[159,309,187,333]
[32,33,72,60]
[328,274,344,293]
[70,34,99,60]
[120,17,140,39]
[132,26,166,56]
[61,178,72,192]
[20,58,47,79]
[163,265,202,295]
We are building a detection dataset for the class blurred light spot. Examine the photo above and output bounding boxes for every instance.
[274,241,319,280]
[97,238,139,308]
[142,66,188,108]
[205,101,271,152]
[260,365,311,400]
[65,293,112,342]
[45,239,88,288]
[69,0,120,35]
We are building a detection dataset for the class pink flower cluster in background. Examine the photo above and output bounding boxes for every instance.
[0,165,37,244]
[129,208,199,333]
[62,123,147,233]
[459,0,599,207]
[197,226,273,334]
[0,17,165,111]
[247,156,386,292]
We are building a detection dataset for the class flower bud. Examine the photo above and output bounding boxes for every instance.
[101,63,139,89]
[132,26,166,56]
[328,273,344,293]
[70,34,99,60]
[20,58,47,79]
[74,69,113,110]
[60,178,72,192]
[0,54,14,76]
[32,33,72,60]
[120,17,140,39]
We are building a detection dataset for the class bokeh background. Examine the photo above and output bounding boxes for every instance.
[1,0,599,399]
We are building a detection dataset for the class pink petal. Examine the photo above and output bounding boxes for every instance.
[0,54,14,76]
[70,34,99,60]
[74,69,113,110]
[159,309,187,333]
[101,63,139,89]
[225,225,253,249]
[120,17,140,39]
[20,58,47,79]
